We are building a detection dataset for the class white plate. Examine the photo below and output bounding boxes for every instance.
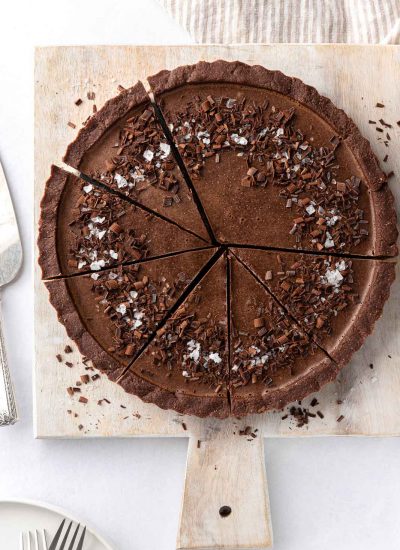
[0,499,113,549]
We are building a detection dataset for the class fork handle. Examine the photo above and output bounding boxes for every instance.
[0,295,18,425]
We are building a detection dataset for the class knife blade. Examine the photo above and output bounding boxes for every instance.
[0,159,22,425]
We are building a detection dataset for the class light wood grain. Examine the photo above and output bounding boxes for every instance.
[35,45,399,439]
[178,434,272,550]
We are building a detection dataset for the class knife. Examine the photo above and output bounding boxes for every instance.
[0,159,22,425]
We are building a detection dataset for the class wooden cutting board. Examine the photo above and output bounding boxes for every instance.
[34,45,400,550]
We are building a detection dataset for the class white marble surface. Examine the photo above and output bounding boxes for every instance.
[0,1,399,548]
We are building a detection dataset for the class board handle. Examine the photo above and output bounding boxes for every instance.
[177,434,273,550]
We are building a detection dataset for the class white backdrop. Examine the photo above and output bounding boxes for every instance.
[0,1,399,549]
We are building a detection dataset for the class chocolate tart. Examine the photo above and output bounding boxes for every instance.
[149,60,397,256]
[39,60,397,417]
[232,248,396,367]
[119,253,229,418]
[63,82,210,242]
[229,255,337,415]
[45,249,216,381]
[38,166,208,278]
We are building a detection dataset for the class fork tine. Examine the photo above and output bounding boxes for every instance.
[35,530,40,550]
[67,524,80,550]
[20,532,25,550]
[42,530,49,550]
[49,519,66,550]
[59,521,73,550]
[76,527,86,550]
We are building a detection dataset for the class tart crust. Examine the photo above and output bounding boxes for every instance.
[38,60,398,418]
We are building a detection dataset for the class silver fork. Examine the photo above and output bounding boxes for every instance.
[21,520,86,550]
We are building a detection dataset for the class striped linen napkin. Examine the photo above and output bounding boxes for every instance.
[158,0,400,44]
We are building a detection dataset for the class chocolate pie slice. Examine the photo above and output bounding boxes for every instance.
[45,248,216,381]
[232,248,396,367]
[119,253,229,418]
[63,82,211,242]
[39,166,211,278]
[229,254,337,416]
[150,61,397,256]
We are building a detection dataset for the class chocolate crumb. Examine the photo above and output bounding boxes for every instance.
[337,399,343,404]
[65,362,73,368]
[74,98,82,106]
[78,424,84,431]
[64,345,73,353]
[376,102,385,108]
[368,120,376,124]
[383,155,388,162]
[80,374,90,384]
[87,91,96,100]
[56,354,62,363]
[310,397,319,407]
[197,440,201,448]
[317,411,324,419]
[67,121,76,129]
[369,363,374,369]
[182,422,187,431]
[337,415,345,423]
[79,396,88,404]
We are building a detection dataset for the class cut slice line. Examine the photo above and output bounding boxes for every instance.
[150,99,217,244]
[42,245,216,282]
[230,248,337,365]
[75,169,210,244]
[226,243,399,262]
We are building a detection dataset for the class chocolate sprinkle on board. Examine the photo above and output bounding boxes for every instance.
[376,102,385,108]
[67,121,76,129]
[64,345,73,353]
